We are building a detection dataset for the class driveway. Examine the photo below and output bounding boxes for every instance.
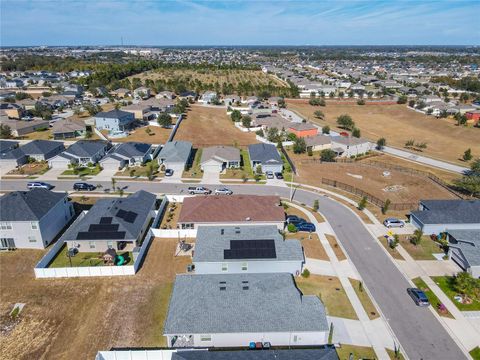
[202,168,220,184]
[89,168,117,182]
[36,168,65,181]
[162,165,184,183]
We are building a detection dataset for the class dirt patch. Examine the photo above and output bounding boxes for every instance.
[113,125,171,144]
[0,238,190,359]
[325,234,346,261]
[175,105,258,147]
[287,100,480,166]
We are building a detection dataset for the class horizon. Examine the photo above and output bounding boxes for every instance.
[1,0,479,47]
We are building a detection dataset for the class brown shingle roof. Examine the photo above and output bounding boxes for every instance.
[178,195,284,224]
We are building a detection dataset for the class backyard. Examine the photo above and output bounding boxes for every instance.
[0,238,190,360]
[112,125,172,144]
[174,105,258,147]
[286,100,480,166]
[48,245,133,267]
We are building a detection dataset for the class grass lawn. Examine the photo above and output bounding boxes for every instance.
[20,128,53,140]
[281,153,294,182]
[287,232,328,261]
[61,166,102,176]
[183,148,203,178]
[378,236,405,260]
[112,125,172,144]
[349,278,379,320]
[296,274,358,319]
[8,162,49,175]
[48,245,133,267]
[115,162,161,179]
[386,348,406,360]
[220,150,254,180]
[326,234,347,261]
[143,283,173,347]
[336,344,376,360]
[412,277,454,318]
[398,235,444,261]
[432,276,480,311]
[470,347,480,360]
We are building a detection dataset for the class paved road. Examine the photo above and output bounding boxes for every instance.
[0,179,467,360]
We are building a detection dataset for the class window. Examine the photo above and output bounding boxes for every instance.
[0,238,15,249]
[221,263,228,272]
[31,222,38,230]
[28,236,37,243]
[200,335,211,342]
[107,241,113,249]
[241,262,248,271]
[89,241,96,249]
[0,222,12,230]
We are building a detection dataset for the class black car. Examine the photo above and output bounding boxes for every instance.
[275,172,284,179]
[73,182,96,191]
[286,215,307,225]
[407,288,430,306]
[165,169,174,176]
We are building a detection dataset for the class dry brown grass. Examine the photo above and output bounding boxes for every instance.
[288,232,328,260]
[349,278,380,320]
[325,234,347,261]
[287,100,480,165]
[0,238,190,360]
[112,125,171,144]
[19,130,52,140]
[174,105,258,147]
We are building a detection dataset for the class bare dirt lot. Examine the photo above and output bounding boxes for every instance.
[175,105,258,147]
[290,152,456,204]
[286,100,480,165]
[0,238,190,360]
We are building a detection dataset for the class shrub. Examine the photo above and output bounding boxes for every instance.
[301,268,310,278]
[287,223,297,233]
[358,196,367,210]
[382,199,391,214]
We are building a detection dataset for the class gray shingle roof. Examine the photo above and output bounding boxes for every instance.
[330,136,369,146]
[59,190,156,242]
[0,140,18,153]
[0,146,25,161]
[0,189,67,221]
[64,140,109,158]
[20,140,64,156]
[193,225,303,263]
[95,109,133,119]
[200,146,240,165]
[448,229,480,267]
[248,143,282,166]
[108,142,152,158]
[164,273,328,335]
[172,348,339,360]
[159,140,192,163]
[411,200,480,225]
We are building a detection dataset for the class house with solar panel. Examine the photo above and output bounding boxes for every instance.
[193,225,304,275]
[60,190,156,253]
[164,273,329,348]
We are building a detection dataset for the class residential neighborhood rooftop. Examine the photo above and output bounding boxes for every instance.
[170,348,339,360]
[412,199,480,225]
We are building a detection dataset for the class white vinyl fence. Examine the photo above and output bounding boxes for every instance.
[151,228,197,238]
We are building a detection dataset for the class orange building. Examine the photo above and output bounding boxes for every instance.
[288,122,318,137]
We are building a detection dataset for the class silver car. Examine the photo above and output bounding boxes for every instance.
[214,187,233,195]
[383,218,405,228]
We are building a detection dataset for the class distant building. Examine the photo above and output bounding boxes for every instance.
[94,109,136,133]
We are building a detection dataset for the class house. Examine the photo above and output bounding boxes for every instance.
[60,190,156,252]
[200,91,217,104]
[133,86,151,99]
[253,114,291,130]
[0,118,50,137]
[0,189,74,250]
[193,225,304,275]
[178,91,197,100]
[51,119,86,139]
[248,143,283,174]
[224,95,240,106]
[122,103,150,120]
[48,140,111,169]
[330,136,371,157]
[100,142,153,170]
[178,195,285,230]
[19,140,65,161]
[0,139,19,153]
[447,230,480,278]
[288,122,318,138]
[111,88,131,98]
[156,91,176,100]
[410,200,480,234]
[164,273,329,348]
[0,145,28,169]
[157,140,192,172]
[304,135,332,152]
[200,146,240,173]
[94,109,136,133]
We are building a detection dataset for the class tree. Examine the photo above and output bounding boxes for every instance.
[0,124,12,139]
[313,199,319,212]
[382,199,391,214]
[460,93,470,103]
[111,178,116,192]
[336,114,355,130]
[357,99,365,105]
[352,128,361,138]
[358,196,367,210]
[410,229,423,246]
[463,148,473,162]
[241,115,252,128]
[322,125,330,134]
[455,113,467,126]
[390,234,400,250]
[266,127,280,142]
[408,99,416,108]
[320,149,336,162]
[293,137,307,154]
[230,109,241,122]
[376,137,386,150]
[278,98,286,108]
[454,175,480,197]
[471,158,480,175]
[157,112,172,128]
[397,95,408,104]
[453,272,477,301]
[314,110,324,119]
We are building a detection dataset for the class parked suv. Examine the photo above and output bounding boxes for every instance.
[27,182,53,190]
[407,288,430,306]
[286,215,306,225]
[214,187,233,195]
[296,222,316,232]
[188,186,212,195]
[383,218,405,228]
[73,182,96,191]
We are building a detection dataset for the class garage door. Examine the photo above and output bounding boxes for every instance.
[101,160,123,170]
[49,159,70,169]
[202,163,221,174]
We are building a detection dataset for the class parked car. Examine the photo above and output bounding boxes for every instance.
[73,182,96,191]
[266,171,274,179]
[407,288,430,306]
[286,215,306,225]
[188,186,212,195]
[165,169,174,176]
[296,222,316,232]
[214,187,233,195]
[383,218,405,228]
[274,172,283,179]
[27,182,53,190]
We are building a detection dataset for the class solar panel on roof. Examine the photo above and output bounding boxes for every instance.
[123,211,138,223]
[224,239,276,259]
[89,224,119,232]
[116,209,127,218]
[99,217,112,224]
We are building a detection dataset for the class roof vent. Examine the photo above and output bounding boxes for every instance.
[242,286,249,290]
[245,217,251,221]
[221,229,224,235]
[235,227,241,233]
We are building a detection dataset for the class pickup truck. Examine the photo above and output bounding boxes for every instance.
[188,186,212,195]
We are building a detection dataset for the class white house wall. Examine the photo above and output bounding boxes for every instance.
[188,222,285,231]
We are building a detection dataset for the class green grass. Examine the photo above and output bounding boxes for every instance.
[48,245,133,268]
[386,348,406,360]
[117,162,160,178]
[182,148,203,178]
[220,149,266,180]
[432,276,480,311]
[61,166,102,176]
[281,153,293,182]
[378,236,405,260]
[143,283,174,347]
[412,277,454,318]
[470,346,480,360]
[399,235,443,260]
[336,344,376,360]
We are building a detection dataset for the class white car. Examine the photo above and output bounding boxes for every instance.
[266,171,274,179]
[383,218,405,228]
[214,187,233,195]
[27,182,54,190]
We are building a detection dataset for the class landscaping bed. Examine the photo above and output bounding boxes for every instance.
[432,276,480,311]
[412,277,454,318]
[160,202,182,229]
[8,162,49,176]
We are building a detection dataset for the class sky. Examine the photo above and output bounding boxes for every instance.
[1,0,479,46]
